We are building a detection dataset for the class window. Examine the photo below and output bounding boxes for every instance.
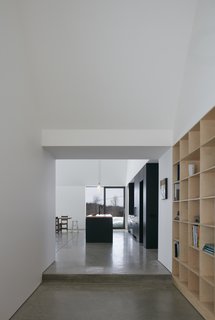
[85,186,125,229]
[86,186,104,216]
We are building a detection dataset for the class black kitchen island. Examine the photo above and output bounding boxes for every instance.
[86,214,113,243]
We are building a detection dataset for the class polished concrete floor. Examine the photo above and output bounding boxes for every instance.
[11,279,203,320]
[44,230,170,276]
[11,230,204,319]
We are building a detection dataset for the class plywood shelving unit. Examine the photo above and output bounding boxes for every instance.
[172,107,215,320]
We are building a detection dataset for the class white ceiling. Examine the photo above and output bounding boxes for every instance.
[18,0,197,130]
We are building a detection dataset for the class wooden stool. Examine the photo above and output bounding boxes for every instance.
[55,217,62,233]
[61,216,69,231]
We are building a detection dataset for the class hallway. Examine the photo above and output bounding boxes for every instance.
[44,230,169,276]
[11,230,203,319]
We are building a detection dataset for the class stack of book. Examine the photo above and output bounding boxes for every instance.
[192,225,199,248]
[203,243,214,255]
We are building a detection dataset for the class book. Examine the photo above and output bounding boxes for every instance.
[203,243,214,255]
[177,163,180,181]
[192,225,199,248]
[174,240,180,258]
[174,183,180,201]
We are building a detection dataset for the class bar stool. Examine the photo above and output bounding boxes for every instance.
[71,220,79,232]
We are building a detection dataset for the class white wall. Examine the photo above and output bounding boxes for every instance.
[126,160,148,184]
[56,186,86,229]
[56,160,128,186]
[42,129,173,146]
[0,3,55,319]
[158,148,172,271]
[174,0,215,141]
[20,0,197,131]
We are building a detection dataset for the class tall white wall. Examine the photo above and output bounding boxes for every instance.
[174,0,215,141]
[0,3,55,319]
[56,186,86,229]
[158,148,172,271]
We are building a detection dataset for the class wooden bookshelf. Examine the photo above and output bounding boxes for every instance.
[172,106,215,320]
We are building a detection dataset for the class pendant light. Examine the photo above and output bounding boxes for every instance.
[97,160,102,191]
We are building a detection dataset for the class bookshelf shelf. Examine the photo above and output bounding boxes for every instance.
[202,135,215,148]
[202,302,214,315]
[180,172,200,182]
[201,276,214,287]
[188,222,200,226]
[201,224,215,228]
[173,220,180,223]
[172,107,215,320]
[189,267,199,277]
[190,245,200,252]
[202,251,215,259]
[181,147,200,162]
[180,135,189,160]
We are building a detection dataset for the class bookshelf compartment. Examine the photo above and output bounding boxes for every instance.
[200,172,215,198]
[173,163,180,182]
[173,240,180,259]
[180,135,189,159]
[173,182,180,201]
[173,142,180,163]
[180,160,200,180]
[189,123,200,153]
[188,175,200,199]
[188,200,200,224]
[179,264,188,286]
[173,202,180,221]
[188,247,199,274]
[200,279,215,315]
[180,224,188,263]
[179,201,188,222]
[173,221,179,240]
[200,198,215,226]
[188,271,199,298]
[180,161,188,180]
[180,180,188,200]
[200,252,214,286]
[200,226,214,253]
[200,108,215,145]
[201,145,215,171]
[173,259,179,277]
[189,224,200,249]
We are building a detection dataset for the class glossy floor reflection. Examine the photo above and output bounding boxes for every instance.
[44,230,169,275]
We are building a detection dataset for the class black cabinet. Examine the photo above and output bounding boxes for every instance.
[86,216,113,243]
[128,163,158,249]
